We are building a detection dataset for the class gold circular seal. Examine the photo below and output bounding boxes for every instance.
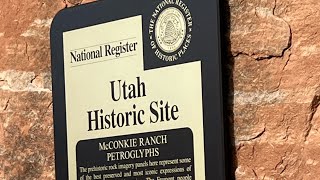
[155,7,187,53]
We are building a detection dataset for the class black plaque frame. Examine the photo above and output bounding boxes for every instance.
[50,0,225,179]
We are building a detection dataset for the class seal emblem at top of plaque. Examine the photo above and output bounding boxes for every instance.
[149,0,193,62]
[155,7,186,53]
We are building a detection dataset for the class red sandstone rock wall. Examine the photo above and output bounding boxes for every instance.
[0,1,93,179]
[228,0,320,179]
[0,0,319,179]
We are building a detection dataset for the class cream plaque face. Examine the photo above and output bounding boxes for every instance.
[63,16,205,179]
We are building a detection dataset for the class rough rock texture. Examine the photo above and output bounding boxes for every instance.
[0,0,95,179]
[226,0,320,179]
[1,0,320,179]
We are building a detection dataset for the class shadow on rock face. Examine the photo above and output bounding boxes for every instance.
[220,0,237,179]
[67,0,83,5]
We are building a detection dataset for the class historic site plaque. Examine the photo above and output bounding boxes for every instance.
[50,0,225,179]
